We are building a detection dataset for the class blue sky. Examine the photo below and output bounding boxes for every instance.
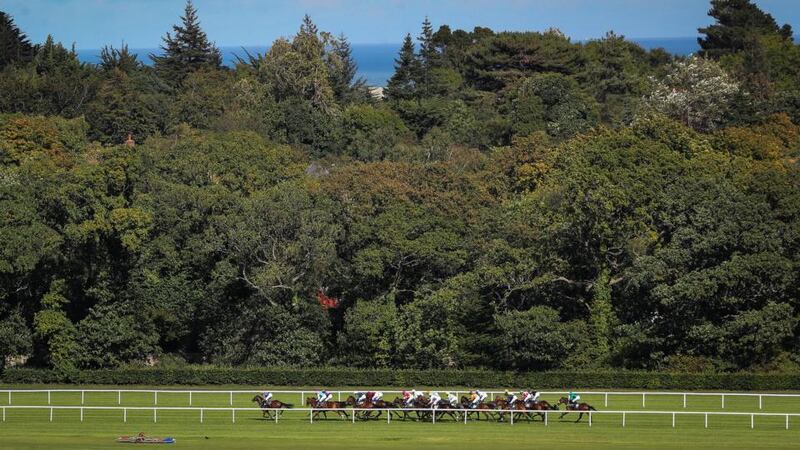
[3,0,799,49]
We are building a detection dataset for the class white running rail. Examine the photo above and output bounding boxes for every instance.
[0,405,798,429]
[2,389,800,409]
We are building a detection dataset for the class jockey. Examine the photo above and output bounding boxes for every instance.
[262,391,273,404]
[469,390,480,408]
[568,391,580,409]
[505,390,518,406]
[413,389,424,400]
[316,390,328,404]
[372,391,383,403]
[429,391,442,408]
[403,390,414,407]
[446,392,458,407]
[355,391,366,404]
[477,390,488,403]
[365,391,375,403]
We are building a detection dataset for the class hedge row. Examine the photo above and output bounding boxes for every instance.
[3,367,800,390]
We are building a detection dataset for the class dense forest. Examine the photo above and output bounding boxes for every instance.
[0,0,799,374]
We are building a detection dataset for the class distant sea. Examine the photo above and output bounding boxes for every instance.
[76,38,701,87]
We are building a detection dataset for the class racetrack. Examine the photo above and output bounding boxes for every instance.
[1,386,799,449]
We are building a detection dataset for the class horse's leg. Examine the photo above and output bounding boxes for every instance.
[559,411,568,419]
[576,412,583,423]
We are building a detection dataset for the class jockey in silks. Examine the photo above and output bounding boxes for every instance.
[505,390,518,407]
[429,391,442,408]
[372,391,383,403]
[316,390,329,404]
[568,391,580,409]
[355,391,366,405]
[262,391,273,404]
[446,392,458,407]
[469,390,481,409]
[522,390,540,405]
[402,390,414,407]
[477,390,488,404]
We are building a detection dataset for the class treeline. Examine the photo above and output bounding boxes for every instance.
[0,1,799,374]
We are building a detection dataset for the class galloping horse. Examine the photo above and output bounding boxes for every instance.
[346,395,383,420]
[558,397,596,422]
[460,396,497,421]
[251,395,293,419]
[307,397,350,420]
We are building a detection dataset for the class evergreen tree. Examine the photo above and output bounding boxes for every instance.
[327,33,367,102]
[0,11,35,69]
[385,34,419,100]
[698,0,793,58]
[151,0,222,85]
[100,43,140,74]
[417,17,440,96]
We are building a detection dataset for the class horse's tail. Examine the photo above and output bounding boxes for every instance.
[283,403,294,408]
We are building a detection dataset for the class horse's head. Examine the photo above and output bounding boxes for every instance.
[251,395,262,404]
[345,396,356,405]
[558,397,569,405]
[306,397,317,407]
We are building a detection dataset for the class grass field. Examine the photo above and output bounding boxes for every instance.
[1,385,799,449]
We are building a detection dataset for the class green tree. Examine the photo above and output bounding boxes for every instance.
[0,310,32,371]
[151,0,222,85]
[385,34,419,100]
[698,0,793,59]
[0,11,35,69]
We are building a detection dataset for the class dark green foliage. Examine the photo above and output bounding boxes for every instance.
[385,34,419,101]
[0,11,35,69]
[698,0,793,58]
[151,1,222,85]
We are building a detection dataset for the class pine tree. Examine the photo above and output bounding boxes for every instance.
[385,33,419,100]
[327,33,367,102]
[417,17,439,96]
[0,11,35,70]
[698,0,793,58]
[100,43,140,74]
[151,0,222,85]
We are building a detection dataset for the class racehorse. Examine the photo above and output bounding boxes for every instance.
[558,397,596,422]
[346,395,383,420]
[251,395,293,419]
[307,397,350,420]
[460,396,497,421]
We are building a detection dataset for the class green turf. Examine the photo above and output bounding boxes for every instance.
[1,386,799,449]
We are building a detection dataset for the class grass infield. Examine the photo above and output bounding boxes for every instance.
[1,385,799,449]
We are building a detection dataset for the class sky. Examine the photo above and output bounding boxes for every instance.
[2,0,799,49]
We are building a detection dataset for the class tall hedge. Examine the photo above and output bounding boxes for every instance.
[2,367,799,390]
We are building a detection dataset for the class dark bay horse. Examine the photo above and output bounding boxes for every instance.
[307,397,350,420]
[251,394,293,419]
[558,397,596,422]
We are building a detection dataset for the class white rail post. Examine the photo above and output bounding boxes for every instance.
[683,394,686,408]
[301,391,304,405]
[604,392,608,407]
[786,415,789,430]
[310,409,313,424]
[642,393,646,408]
[48,391,51,405]
[464,409,467,424]
[49,407,53,422]
[672,412,675,428]
[338,392,341,401]
[3,407,5,422]
[124,408,127,423]
[275,410,279,424]
[352,409,355,424]
[758,395,762,410]
[721,394,725,409]
[387,410,391,424]
[118,391,121,405]
[589,411,592,427]
[80,407,83,422]
[232,409,235,424]
[154,391,158,405]
[81,391,85,405]
[189,392,192,406]
[7,391,10,405]
[622,412,626,427]
[545,410,548,426]
[154,408,157,423]
[229,391,233,406]
[510,410,513,425]
[750,414,754,429]
[200,408,203,423]
[704,413,707,428]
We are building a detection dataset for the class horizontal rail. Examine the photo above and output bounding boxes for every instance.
[1,405,800,416]
[2,389,800,397]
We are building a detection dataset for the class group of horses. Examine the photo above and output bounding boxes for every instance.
[251,394,597,423]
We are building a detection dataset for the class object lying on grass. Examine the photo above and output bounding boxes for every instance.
[117,432,175,444]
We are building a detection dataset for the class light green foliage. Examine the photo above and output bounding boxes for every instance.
[511,73,599,140]
[336,296,398,367]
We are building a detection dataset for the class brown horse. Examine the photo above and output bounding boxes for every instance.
[251,395,293,419]
[460,396,497,421]
[558,397,596,422]
[307,397,350,420]
[346,395,384,420]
